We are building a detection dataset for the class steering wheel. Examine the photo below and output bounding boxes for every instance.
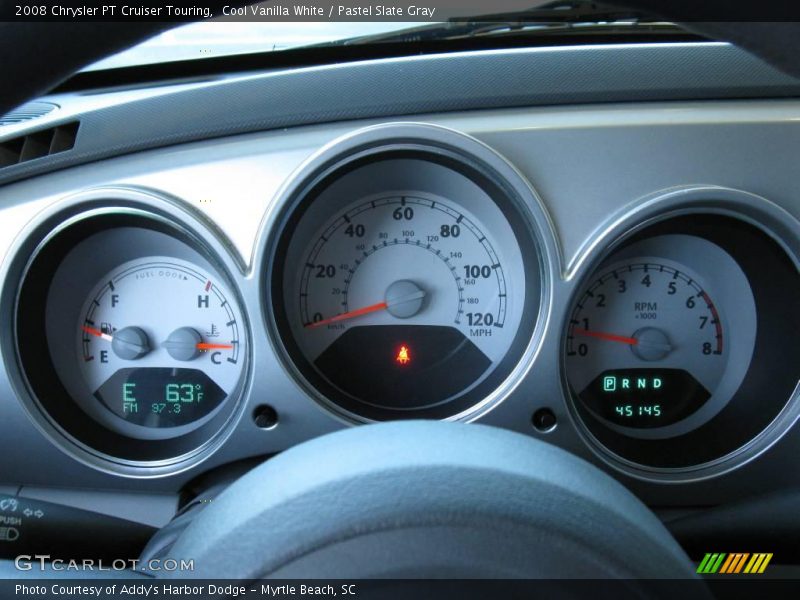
[162,421,698,579]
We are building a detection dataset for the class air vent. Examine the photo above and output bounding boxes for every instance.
[0,101,58,126]
[0,122,80,168]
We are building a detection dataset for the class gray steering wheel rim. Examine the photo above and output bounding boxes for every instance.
[169,421,699,580]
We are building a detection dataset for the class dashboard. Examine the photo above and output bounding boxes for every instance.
[1,43,800,530]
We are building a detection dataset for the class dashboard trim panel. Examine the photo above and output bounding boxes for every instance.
[3,42,800,187]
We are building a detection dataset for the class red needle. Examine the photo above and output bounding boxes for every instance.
[573,328,639,346]
[197,343,234,350]
[305,301,389,329]
[81,325,113,342]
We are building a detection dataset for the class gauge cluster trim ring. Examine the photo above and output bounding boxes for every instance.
[561,185,800,483]
[258,122,559,425]
[1,186,252,478]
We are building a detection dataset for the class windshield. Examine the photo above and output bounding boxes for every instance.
[85,22,432,71]
[84,1,676,73]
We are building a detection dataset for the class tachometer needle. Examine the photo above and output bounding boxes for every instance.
[81,325,113,342]
[573,328,639,346]
[305,301,389,329]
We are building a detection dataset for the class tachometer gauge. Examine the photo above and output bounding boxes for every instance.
[75,257,244,433]
[565,234,757,440]
[272,150,542,422]
[567,259,724,429]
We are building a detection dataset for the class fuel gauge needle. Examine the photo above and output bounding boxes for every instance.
[83,325,151,359]
[81,325,113,342]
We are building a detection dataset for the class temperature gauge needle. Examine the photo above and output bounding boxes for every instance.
[573,328,639,346]
[81,325,113,342]
[164,328,236,360]
[197,343,234,350]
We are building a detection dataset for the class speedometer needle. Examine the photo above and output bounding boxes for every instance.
[305,301,389,329]
[306,281,428,329]
[573,328,639,346]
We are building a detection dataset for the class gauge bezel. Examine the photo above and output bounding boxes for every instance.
[3,187,251,477]
[263,123,554,424]
[562,186,800,482]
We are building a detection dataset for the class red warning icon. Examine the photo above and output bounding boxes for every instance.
[396,345,411,365]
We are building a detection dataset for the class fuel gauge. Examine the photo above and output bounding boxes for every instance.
[74,257,246,434]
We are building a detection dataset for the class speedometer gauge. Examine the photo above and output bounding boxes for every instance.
[292,193,519,415]
[272,147,542,422]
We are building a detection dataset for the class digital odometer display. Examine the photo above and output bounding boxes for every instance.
[95,367,226,428]
[578,368,711,428]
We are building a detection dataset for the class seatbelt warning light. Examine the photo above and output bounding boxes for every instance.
[396,345,411,365]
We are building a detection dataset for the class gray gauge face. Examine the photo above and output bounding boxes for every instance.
[298,195,510,350]
[565,235,756,439]
[281,183,529,419]
[49,254,247,439]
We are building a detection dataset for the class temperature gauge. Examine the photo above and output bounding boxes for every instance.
[76,257,245,431]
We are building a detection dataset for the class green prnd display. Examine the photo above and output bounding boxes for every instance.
[579,368,711,428]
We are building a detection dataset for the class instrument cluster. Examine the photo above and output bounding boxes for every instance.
[5,124,800,482]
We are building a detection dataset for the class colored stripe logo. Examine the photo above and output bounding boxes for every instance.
[696,553,773,574]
